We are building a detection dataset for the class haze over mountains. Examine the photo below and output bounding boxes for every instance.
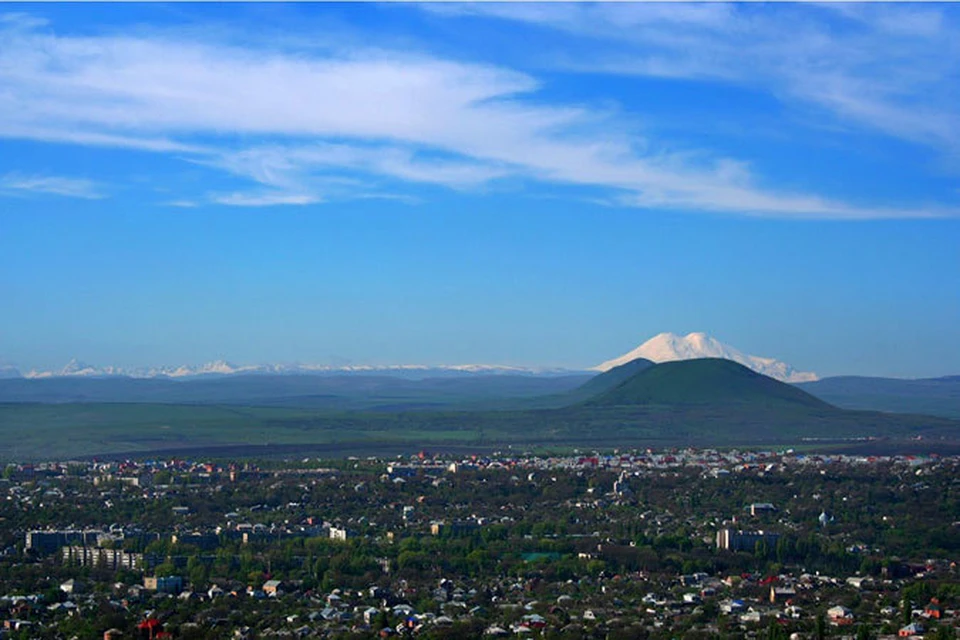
[797,376,960,420]
[3,332,958,421]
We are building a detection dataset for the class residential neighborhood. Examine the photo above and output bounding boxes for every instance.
[0,450,957,638]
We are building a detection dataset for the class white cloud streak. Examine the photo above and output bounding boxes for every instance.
[163,200,199,208]
[211,191,321,207]
[0,173,104,199]
[0,11,955,218]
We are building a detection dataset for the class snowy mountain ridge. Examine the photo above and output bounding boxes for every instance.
[8,333,817,382]
[594,332,818,383]
[18,358,562,379]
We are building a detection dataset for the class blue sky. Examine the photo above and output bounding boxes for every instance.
[1,3,959,378]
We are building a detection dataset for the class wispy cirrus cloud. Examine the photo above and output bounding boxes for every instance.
[430,4,960,157]
[0,11,955,218]
[0,172,104,199]
[208,143,513,195]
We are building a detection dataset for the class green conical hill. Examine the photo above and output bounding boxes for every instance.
[574,358,655,398]
[590,358,831,410]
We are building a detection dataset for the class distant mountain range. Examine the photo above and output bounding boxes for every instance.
[4,332,959,420]
[2,356,958,461]
[798,375,960,419]
[0,372,594,410]
[5,331,815,382]
[13,358,568,380]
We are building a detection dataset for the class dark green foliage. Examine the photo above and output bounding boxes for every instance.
[934,625,958,640]
[571,358,655,399]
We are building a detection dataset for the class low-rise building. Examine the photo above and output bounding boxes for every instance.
[715,528,780,551]
[62,545,151,571]
[144,576,183,595]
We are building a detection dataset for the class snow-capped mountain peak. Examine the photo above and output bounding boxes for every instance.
[192,360,243,375]
[594,332,818,383]
[61,358,97,375]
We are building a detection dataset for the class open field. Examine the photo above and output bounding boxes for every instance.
[2,399,958,461]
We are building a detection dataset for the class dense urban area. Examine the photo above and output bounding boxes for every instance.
[1,449,958,640]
